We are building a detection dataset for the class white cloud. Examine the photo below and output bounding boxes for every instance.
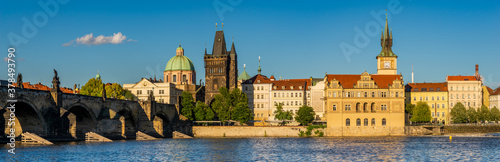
[63,32,136,46]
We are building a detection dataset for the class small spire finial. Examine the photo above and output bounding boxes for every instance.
[222,23,224,30]
[215,23,217,29]
[179,43,181,47]
[244,64,246,69]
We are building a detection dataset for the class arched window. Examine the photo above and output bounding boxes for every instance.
[364,118,368,126]
[332,105,337,111]
[356,118,361,126]
[356,103,360,111]
[382,118,387,126]
[173,75,177,82]
[183,75,187,82]
[371,103,375,111]
[363,103,368,111]
[371,118,375,126]
[346,118,350,126]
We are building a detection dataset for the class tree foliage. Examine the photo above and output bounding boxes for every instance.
[211,87,253,124]
[80,78,103,97]
[410,101,432,123]
[467,107,478,123]
[181,91,195,120]
[490,107,500,122]
[194,101,214,121]
[80,78,135,100]
[450,102,467,123]
[273,103,294,126]
[477,105,490,123]
[295,105,316,126]
[405,103,415,115]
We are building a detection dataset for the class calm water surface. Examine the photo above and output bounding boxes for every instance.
[2,137,500,161]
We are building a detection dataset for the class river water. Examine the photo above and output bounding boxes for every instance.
[2,136,500,161]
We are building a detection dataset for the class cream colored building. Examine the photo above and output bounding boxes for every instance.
[241,74,273,121]
[123,78,180,104]
[489,87,500,109]
[446,65,482,110]
[405,83,450,124]
[310,79,326,120]
[270,78,311,120]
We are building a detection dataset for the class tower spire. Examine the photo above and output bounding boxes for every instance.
[257,56,261,75]
[377,10,397,58]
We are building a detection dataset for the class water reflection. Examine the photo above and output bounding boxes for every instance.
[2,137,500,161]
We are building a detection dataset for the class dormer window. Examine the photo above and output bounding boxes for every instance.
[291,86,294,90]
[257,80,261,83]
[299,86,303,90]
[282,86,285,90]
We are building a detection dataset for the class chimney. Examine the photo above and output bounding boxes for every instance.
[475,64,479,78]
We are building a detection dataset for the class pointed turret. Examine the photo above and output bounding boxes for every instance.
[230,42,236,55]
[377,13,397,58]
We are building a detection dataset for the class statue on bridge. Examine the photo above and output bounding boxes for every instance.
[17,73,23,89]
[52,69,60,91]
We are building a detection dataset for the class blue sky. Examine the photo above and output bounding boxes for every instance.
[1,0,499,88]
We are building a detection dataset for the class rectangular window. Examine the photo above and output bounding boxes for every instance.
[333,92,336,97]
[432,96,434,100]
[372,92,375,97]
[442,112,445,117]
[437,96,439,100]
[173,75,177,82]
[437,112,440,117]
[432,104,434,108]
[442,104,445,108]
[333,105,337,111]
[274,93,276,97]
[364,92,368,97]
[396,92,399,97]
[432,112,435,117]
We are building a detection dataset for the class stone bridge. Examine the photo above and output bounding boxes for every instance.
[0,86,190,142]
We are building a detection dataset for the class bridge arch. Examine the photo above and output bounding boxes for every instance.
[153,112,170,137]
[116,108,137,139]
[3,99,46,138]
[65,103,97,140]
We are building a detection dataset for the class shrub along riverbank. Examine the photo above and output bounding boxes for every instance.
[443,125,500,133]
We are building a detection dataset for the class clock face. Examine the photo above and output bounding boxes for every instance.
[384,61,391,69]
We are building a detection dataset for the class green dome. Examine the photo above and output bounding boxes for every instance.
[177,46,183,51]
[165,55,195,71]
[96,72,101,79]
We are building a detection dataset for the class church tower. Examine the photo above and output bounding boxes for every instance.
[376,14,398,75]
[204,29,238,104]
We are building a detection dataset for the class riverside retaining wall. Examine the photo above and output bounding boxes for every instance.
[192,126,307,137]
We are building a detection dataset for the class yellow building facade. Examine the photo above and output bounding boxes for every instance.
[405,83,449,124]
[324,15,405,136]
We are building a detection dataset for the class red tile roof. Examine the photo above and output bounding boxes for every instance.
[492,87,500,95]
[242,74,272,84]
[447,75,480,81]
[326,74,401,89]
[405,82,448,92]
[485,86,494,94]
[272,79,311,90]
[13,82,77,94]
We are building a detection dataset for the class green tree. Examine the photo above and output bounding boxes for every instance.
[477,105,490,123]
[467,107,478,123]
[211,87,253,124]
[450,102,467,123]
[232,102,252,125]
[181,91,195,120]
[295,105,316,126]
[490,106,500,123]
[405,103,415,115]
[274,103,294,126]
[104,83,135,100]
[80,78,103,97]
[194,101,214,121]
[411,101,432,123]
